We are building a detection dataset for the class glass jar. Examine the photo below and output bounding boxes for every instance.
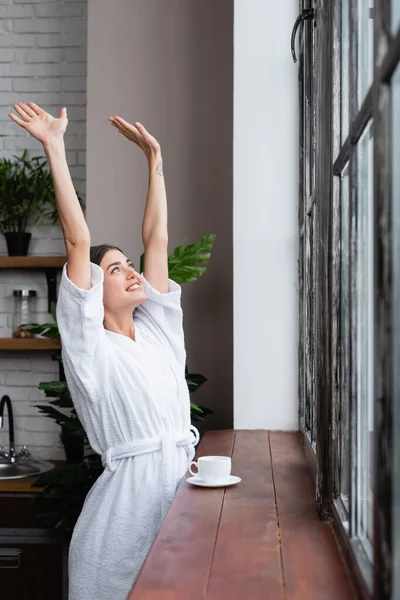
[12,290,37,338]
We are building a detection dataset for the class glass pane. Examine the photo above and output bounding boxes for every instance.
[304,19,312,200]
[355,121,374,561]
[299,233,305,430]
[305,215,313,435]
[304,209,316,446]
[311,206,316,445]
[340,163,350,511]
[358,0,374,108]
[341,0,350,143]
[311,20,316,193]
[392,62,400,600]
[392,0,400,35]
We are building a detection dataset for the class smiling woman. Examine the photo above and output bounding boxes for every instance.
[103,249,146,338]
[8,102,200,600]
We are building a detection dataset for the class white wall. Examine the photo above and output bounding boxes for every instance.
[0,0,87,460]
[234,0,299,430]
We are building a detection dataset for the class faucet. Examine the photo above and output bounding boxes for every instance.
[0,395,16,463]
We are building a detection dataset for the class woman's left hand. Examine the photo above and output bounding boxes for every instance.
[108,116,161,161]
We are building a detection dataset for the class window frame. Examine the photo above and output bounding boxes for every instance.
[297,0,400,598]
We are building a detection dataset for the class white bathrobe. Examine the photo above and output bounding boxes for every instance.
[56,261,200,600]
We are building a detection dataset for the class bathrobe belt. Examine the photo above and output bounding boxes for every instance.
[101,424,200,517]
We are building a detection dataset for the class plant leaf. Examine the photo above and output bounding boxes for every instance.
[33,404,71,424]
[38,381,69,395]
[140,234,215,284]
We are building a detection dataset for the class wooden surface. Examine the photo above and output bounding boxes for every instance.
[128,430,356,600]
[0,474,47,493]
[0,338,61,351]
[0,460,66,493]
[0,256,66,269]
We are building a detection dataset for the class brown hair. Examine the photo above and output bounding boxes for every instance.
[90,244,124,267]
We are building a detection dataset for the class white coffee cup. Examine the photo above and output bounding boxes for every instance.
[189,455,231,483]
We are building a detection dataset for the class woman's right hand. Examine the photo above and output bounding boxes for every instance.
[8,102,68,147]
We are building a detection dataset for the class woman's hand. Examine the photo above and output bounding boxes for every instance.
[108,116,161,162]
[8,103,68,147]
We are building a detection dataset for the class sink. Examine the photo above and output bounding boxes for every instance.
[0,458,54,480]
[0,394,55,479]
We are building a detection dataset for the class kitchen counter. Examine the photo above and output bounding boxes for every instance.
[0,460,67,493]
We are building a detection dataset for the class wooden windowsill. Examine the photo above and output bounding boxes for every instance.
[128,430,356,600]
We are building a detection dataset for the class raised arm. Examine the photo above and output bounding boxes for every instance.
[142,147,167,247]
[9,102,91,290]
[108,116,169,293]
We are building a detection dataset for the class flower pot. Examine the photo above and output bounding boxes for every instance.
[4,232,32,256]
[61,427,84,464]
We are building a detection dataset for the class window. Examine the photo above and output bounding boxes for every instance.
[298,0,317,453]
[353,120,374,564]
[357,1,374,108]
[334,1,375,584]
[341,0,350,142]
[297,0,400,597]
[392,0,400,34]
[392,59,400,600]
[339,163,350,515]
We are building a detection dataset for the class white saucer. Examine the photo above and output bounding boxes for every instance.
[186,475,241,488]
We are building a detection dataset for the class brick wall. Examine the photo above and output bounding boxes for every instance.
[0,0,87,461]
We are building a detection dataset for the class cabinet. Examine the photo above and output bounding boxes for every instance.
[0,537,66,600]
[0,480,68,599]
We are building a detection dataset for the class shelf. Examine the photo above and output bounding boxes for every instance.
[0,256,66,269]
[0,255,67,312]
[0,338,61,351]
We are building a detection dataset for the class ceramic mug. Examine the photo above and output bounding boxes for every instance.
[189,455,231,482]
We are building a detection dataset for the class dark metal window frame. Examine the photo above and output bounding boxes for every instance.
[298,0,318,467]
[298,0,399,598]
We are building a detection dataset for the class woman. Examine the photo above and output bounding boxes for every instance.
[9,103,200,600]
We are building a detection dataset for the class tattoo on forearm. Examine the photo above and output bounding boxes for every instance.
[156,160,163,177]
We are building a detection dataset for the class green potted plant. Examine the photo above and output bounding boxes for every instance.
[0,150,84,256]
[23,234,215,536]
